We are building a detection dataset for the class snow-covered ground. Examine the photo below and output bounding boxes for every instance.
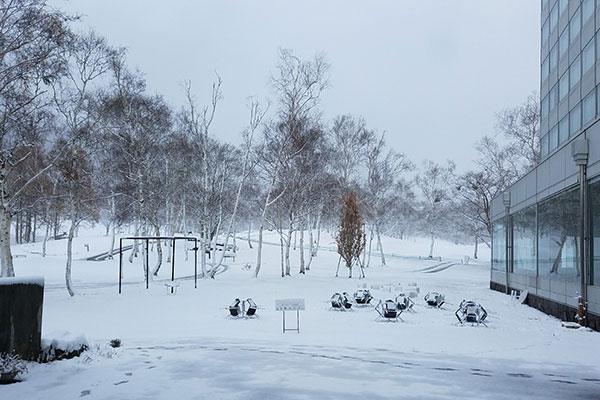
[2,226,600,399]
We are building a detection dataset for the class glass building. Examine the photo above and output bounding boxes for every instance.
[490,0,600,330]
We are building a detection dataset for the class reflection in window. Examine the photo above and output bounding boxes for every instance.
[559,0,568,17]
[583,89,596,124]
[559,115,569,144]
[549,85,558,112]
[538,189,580,281]
[583,39,595,75]
[512,206,537,275]
[570,102,581,135]
[549,125,558,152]
[590,180,600,286]
[560,72,569,101]
[542,95,549,120]
[542,57,549,82]
[570,8,581,43]
[550,45,558,72]
[583,0,595,25]
[550,4,558,33]
[570,56,581,90]
[560,28,569,58]
[492,218,506,271]
[541,134,549,158]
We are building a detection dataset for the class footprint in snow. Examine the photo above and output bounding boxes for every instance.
[80,390,91,397]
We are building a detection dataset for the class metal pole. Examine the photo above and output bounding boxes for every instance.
[579,164,588,326]
[503,192,511,295]
[297,310,300,333]
[194,238,198,288]
[572,139,589,327]
[119,238,123,294]
[171,238,176,294]
[145,239,149,290]
[282,311,285,333]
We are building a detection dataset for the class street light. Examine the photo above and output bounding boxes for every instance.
[503,191,511,295]
[572,139,589,327]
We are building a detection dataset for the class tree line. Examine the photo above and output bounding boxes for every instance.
[1,0,540,293]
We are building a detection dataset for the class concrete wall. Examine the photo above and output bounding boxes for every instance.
[0,277,44,361]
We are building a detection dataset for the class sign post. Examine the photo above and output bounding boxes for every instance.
[275,299,305,333]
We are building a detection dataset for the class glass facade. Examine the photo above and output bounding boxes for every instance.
[591,180,600,285]
[540,0,599,159]
[492,218,506,271]
[512,206,537,275]
[538,188,580,280]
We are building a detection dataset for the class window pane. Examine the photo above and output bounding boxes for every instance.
[549,125,559,151]
[538,188,580,281]
[560,71,569,100]
[550,45,558,72]
[512,206,537,276]
[583,39,595,74]
[551,4,559,32]
[570,56,581,89]
[492,218,507,271]
[583,89,596,124]
[560,28,569,57]
[570,9,581,43]
[541,133,549,158]
[583,0,595,25]
[542,95,549,119]
[550,85,558,111]
[559,0,569,17]
[590,180,600,285]
[543,19,550,46]
[559,116,569,144]
[542,57,550,81]
[570,102,582,135]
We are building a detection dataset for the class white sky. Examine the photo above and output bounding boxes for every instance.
[50,0,540,171]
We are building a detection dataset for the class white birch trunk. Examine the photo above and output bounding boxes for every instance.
[376,225,386,266]
[299,225,305,274]
[0,206,14,277]
[429,233,435,258]
[152,224,163,276]
[42,224,49,258]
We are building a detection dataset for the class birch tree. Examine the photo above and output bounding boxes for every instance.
[254,48,329,278]
[0,0,70,277]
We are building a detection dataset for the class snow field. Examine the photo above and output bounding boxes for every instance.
[3,226,600,399]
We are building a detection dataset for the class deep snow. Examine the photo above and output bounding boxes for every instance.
[2,226,599,399]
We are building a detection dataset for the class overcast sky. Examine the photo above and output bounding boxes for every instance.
[50,0,540,171]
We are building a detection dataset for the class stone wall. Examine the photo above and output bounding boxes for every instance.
[0,277,44,360]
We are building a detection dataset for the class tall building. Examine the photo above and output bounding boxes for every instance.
[490,0,600,330]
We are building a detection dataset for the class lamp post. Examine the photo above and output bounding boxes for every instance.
[572,139,589,327]
[503,191,511,295]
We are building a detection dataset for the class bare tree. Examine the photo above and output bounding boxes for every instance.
[495,91,540,170]
[254,48,329,278]
[415,160,455,259]
[0,0,71,277]
[52,30,115,296]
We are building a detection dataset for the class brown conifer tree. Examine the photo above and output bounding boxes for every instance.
[336,191,366,278]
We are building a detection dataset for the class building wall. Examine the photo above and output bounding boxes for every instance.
[490,0,600,328]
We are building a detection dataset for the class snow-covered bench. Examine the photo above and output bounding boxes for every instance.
[165,281,180,294]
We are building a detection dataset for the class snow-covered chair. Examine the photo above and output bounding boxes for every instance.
[395,293,415,312]
[229,298,241,317]
[330,292,352,310]
[455,300,487,326]
[353,289,373,305]
[375,299,403,321]
[424,292,445,308]
[246,298,258,316]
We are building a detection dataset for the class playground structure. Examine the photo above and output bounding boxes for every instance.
[118,236,199,294]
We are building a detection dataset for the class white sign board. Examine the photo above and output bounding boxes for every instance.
[275,298,305,311]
